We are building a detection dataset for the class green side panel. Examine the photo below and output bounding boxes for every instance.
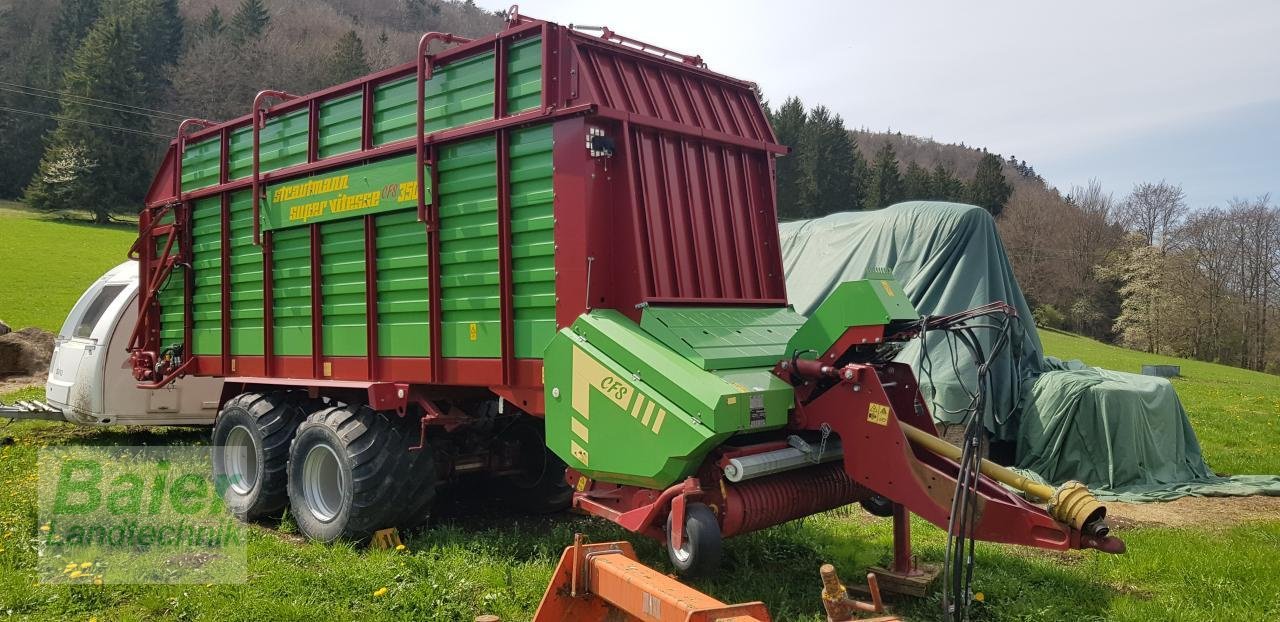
[509,124,555,358]
[372,52,496,146]
[258,107,309,174]
[375,210,430,357]
[506,37,542,114]
[153,209,184,348]
[261,154,427,231]
[190,197,222,355]
[271,227,312,356]
[371,76,415,146]
[228,126,252,181]
[438,136,499,358]
[228,190,264,355]
[320,219,367,356]
[180,137,221,192]
[318,91,364,159]
[639,306,806,370]
[424,52,495,133]
[543,311,793,488]
[787,278,919,354]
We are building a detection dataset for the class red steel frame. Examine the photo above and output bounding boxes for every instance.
[132,11,788,413]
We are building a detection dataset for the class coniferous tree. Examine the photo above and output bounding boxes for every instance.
[24,16,151,223]
[124,0,183,97]
[902,161,931,200]
[969,152,1013,216]
[0,0,61,197]
[770,96,807,218]
[797,106,866,217]
[52,0,102,58]
[199,6,226,38]
[862,143,903,210]
[231,0,271,43]
[930,163,966,202]
[329,30,371,84]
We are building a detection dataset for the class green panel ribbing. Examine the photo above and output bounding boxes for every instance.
[271,227,312,356]
[372,52,497,146]
[509,124,555,358]
[181,138,221,192]
[228,126,252,181]
[258,108,309,173]
[190,197,222,355]
[438,136,499,358]
[320,219,367,356]
[424,52,495,133]
[506,37,542,114]
[371,76,415,146]
[228,190,264,355]
[375,210,430,357]
[318,91,363,158]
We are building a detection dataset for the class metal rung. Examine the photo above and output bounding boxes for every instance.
[0,399,63,421]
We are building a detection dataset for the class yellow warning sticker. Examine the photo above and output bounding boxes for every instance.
[880,280,896,298]
[867,402,890,426]
[576,476,589,492]
[469,322,478,341]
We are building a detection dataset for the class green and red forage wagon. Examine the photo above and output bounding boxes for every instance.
[129,11,1120,577]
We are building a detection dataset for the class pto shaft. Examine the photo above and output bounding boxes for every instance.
[898,423,1107,533]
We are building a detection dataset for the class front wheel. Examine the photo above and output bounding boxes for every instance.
[665,502,722,577]
[211,392,305,521]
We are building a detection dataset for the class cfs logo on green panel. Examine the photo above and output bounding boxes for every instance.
[569,347,669,467]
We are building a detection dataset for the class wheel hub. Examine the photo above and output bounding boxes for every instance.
[224,425,258,496]
[302,443,344,523]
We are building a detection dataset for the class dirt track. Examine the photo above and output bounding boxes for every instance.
[1107,495,1280,529]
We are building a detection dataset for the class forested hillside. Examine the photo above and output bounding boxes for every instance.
[0,0,503,215]
[770,96,1279,374]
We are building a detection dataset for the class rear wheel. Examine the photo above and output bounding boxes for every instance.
[287,405,430,542]
[211,392,305,520]
[665,502,722,577]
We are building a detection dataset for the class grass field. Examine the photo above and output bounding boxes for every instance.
[1,205,1278,620]
[0,201,137,332]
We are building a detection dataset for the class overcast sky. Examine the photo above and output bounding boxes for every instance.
[485,0,1280,209]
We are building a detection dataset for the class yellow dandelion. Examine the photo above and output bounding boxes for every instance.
[40,524,51,532]
[93,578,103,586]
[373,587,388,598]
[80,562,93,569]
[69,571,83,579]
[394,544,406,552]
[974,592,985,603]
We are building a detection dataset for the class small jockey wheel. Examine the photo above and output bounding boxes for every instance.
[665,501,722,577]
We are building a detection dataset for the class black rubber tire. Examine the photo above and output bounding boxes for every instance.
[286,405,422,542]
[394,439,438,530]
[860,495,895,518]
[211,391,306,521]
[665,502,723,577]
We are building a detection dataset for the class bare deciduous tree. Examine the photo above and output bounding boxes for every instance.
[1119,180,1187,248]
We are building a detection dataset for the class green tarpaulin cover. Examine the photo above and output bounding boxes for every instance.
[779,202,1280,501]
